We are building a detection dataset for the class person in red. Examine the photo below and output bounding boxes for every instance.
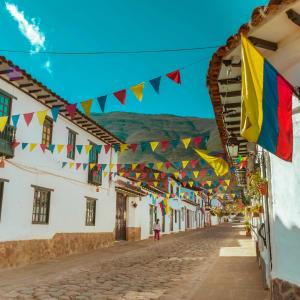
[153,218,161,241]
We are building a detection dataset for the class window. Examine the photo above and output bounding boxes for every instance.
[32,186,51,224]
[85,198,96,226]
[0,93,11,118]
[89,142,98,163]
[0,181,4,221]
[67,129,76,160]
[175,210,177,223]
[42,116,53,148]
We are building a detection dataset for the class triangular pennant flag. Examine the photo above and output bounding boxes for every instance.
[135,173,141,179]
[69,162,75,168]
[154,173,160,179]
[112,144,120,152]
[37,110,48,125]
[150,141,159,152]
[166,70,181,85]
[12,141,20,150]
[183,182,187,187]
[104,144,111,154]
[89,163,96,169]
[66,104,77,119]
[182,160,189,169]
[48,144,55,153]
[130,82,145,101]
[207,181,212,187]
[85,145,92,154]
[120,144,128,152]
[225,180,230,186]
[76,163,82,170]
[182,138,191,149]
[29,143,37,152]
[148,162,154,169]
[114,89,126,104]
[161,140,169,152]
[0,116,8,132]
[103,172,108,177]
[40,144,47,153]
[149,76,161,94]
[193,136,202,148]
[62,162,67,168]
[67,144,74,154]
[11,114,20,128]
[173,161,181,169]
[171,139,179,150]
[51,106,60,122]
[156,162,163,170]
[132,163,138,170]
[189,181,194,188]
[76,145,83,154]
[165,162,171,169]
[119,172,125,177]
[181,171,187,178]
[109,163,114,171]
[21,143,28,150]
[57,144,64,153]
[130,144,138,152]
[141,142,148,152]
[174,172,180,179]
[80,99,93,116]
[191,160,198,169]
[23,112,34,126]
[153,182,159,187]
[193,171,199,178]
[101,164,107,170]
[97,96,107,113]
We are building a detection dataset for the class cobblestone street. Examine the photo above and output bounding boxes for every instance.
[0,224,269,300]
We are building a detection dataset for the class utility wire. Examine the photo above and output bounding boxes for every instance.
[0,46,218,55]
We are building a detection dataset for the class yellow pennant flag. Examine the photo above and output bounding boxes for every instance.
[29,143,37,152]
[207,180,212,187]
[224,186,228,191]
[174,172,180,179]
[132,163,138,170]
[156,162,163,170]
[0,116,8,132]
[135,173,141,179]
[120,144,128,152]
[194,149,229,177]
[193,171,199,178]
[81,99,93,116]
[182,160,189,169]
[130,82,145,101]
[119,172,125,177]
[136,182,142,187]
[109,163,114,171]
[225,180,230,186]
[69,162,75,168]
[36,110,49,125]
[104,172,108,177]
[153,182,158,187]
[85,145,92,154]
[154,173,159,179]
[57,144,64,153]
[182,138,191,149]
[89,163,95,169]
[180,192,185,197]
[189,181,194,187]
[150,141,159,152]
[163,199,170,214]
[208,189,213,193]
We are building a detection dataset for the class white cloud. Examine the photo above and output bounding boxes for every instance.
[43,59,52,74]
[5,2,45,53]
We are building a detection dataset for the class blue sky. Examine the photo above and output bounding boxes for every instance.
[0,0,268,118]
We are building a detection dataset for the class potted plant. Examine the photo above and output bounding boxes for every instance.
[244,220,252,236]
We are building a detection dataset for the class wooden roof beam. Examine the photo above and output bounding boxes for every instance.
[28,89,43,93]
[220,91,241,98]
[19,83,34,88]
[10,76,24,82]
[286,9,300,27]
[218,76,241,85]
[248,36,278,51]
[45,99,60,104]
[222,60,241,67]
[0,69,13,74]
[37,94,50,99]
[224,120,240,126]
[224,102,241,109]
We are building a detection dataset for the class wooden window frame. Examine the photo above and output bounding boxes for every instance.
[85,197,97,226]
[42,116,53,148]
[31,186,52,225]
[67,129,77,160]
[0,92,12,119]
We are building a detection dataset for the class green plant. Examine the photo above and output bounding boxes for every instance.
[247,171,268,201]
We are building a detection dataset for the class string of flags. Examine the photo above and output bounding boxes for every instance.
[10,135,213,154]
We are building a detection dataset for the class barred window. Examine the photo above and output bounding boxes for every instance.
[85,197,96,226]
[42,116,53,148]
[32,186,51,224]
[0,93,11,118]
[67,129,76,160]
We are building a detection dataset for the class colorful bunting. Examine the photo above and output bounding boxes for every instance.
[23,113,34,126]
[150,141,159,152]
[81,99,93,116]
[97,96,107,112]
[51,106,60,122]
[114,90,126,104]
[150,77,161,94]
[182,138,191,149]
[66,104,77,119]
[11,114,20,128]
[0,116,8,132]
[166,70,181,85]
[130,82,145,101]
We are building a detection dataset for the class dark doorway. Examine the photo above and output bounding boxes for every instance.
[115,192,127,240]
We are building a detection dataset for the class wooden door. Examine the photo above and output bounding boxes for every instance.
[170,209,173,231]
[187,209,190,228]
[115,193,127,240]
[149,205,154,234]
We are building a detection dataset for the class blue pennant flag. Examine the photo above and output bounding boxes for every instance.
[21,143,28,150]
[95,145,102,153]
[148,162,154,169]
[12,114,20,127]
[173,161,181,169]
[200,159,206,166]
[130,172,135,177]
[112,143,120,152]
[141,142,148,152]
[124,164,131,170]
[51,106,60,122]
[187,171,193,178]
[76,145,83,154]
[101,164,107,170]
[48,144,55,153]
[62,162,67,168]
[207,169,213,176]
[97,96,107,112]
[194,182,200,187]
[171,139,179,150]
[149,172,154,179]
[149,76,161,94]
[83,163,88,170]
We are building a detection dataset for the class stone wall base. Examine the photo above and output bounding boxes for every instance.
[126,227,141,241]
[272,278,300,299]
[0,232,114,269]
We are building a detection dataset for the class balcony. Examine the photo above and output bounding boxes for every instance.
[88,166,102,186]
[0,125,15,158]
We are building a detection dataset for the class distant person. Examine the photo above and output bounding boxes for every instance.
[153,219,161,241]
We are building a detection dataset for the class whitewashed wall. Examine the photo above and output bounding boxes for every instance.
[0,78,118,241]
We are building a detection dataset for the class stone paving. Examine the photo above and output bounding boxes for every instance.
[0,224,269,300]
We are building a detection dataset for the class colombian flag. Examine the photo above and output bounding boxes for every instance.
[241,36,293,162]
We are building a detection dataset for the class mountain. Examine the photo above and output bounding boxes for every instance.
[91,112,223,169]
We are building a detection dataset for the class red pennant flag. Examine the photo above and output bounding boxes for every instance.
[117,164,122,171]
[166,70,181,85]
[40,144,47,153]
[23,112,34,126]
[114,89,126,104]
[130,144,138,152]
[93,170,97,177]
[161,172,166,179]
[165,162,171,169]
[67,144,74,154]
[191,160,198,169]
[164,181,169,189]
[76,163,82,170]
[201,181,206,186]
[125,171,130,177]
[183,182,187,187]
[181,171,187,178]
[12,141,20,150]
[142,172,147,179]
[66,104,77,119]
[97,164,101,171]
[161,140,169,152]
[139,163,145,171]
[193,136,202,148]
[104,144,111,154]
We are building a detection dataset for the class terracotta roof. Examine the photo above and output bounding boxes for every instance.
[0,55,123,145]
[206,0,296,158]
